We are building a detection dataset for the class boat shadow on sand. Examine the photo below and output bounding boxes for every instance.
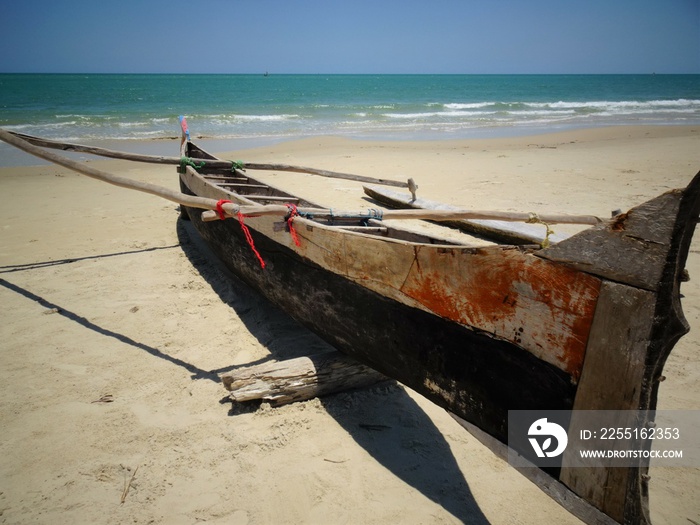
[0,221,489,523]
[176,218,491,524]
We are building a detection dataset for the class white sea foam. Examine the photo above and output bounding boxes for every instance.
[441,110,499,118]
[508,110,577,116]
[6,100,699,146]
[526,99,700,112]
[9,121,79,130]
[444,102,498,110]
[384,112,444,119]
[117,121,149,127]
[230,114,300,122]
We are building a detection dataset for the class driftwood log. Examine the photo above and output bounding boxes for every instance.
[220,351,389,406]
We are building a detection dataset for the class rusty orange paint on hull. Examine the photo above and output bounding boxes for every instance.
[400,247,601,381]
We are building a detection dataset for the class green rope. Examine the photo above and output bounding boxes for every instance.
[230,160,246,172]
[179,156,206,173]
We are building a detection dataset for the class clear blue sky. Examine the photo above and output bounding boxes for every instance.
[1,0,698,74]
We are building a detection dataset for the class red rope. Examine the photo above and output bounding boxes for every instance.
[215,199,231,221]
[286,204,301,247]
[237,211,266,269]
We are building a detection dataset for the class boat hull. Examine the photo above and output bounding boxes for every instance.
[176,127,700,524]
[179,180,576,445]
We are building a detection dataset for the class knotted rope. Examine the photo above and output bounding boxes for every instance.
[526,212,555,248]
[215,199,231,221]
[230,160,246,172]
[361,208,384,226]
[286,204,301,246]
[179,156,206,172]
[213,199,266,268]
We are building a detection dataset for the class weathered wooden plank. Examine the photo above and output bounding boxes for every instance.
[558,171,700,524]
[220,351,388,406]
[560,282,657,524]
[244,195,301,202]
[538,190,682,292]
[242,212,601,379]
[217,183,269,190]
[398,245,602,379]
[202,175,249,182]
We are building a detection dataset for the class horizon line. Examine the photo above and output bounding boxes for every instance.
[2,71,699,76]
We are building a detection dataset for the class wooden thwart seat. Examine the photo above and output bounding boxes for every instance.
[217,183,269,190]
[244,195,300,203]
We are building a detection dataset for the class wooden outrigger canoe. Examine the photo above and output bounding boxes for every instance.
[174,119,699,524]
[1,122,698,525]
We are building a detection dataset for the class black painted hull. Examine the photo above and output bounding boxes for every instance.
[180,178,575,444]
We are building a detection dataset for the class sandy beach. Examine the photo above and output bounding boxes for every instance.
[0,125,698,524]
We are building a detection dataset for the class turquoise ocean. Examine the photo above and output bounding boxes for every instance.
[1,74,699,165]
